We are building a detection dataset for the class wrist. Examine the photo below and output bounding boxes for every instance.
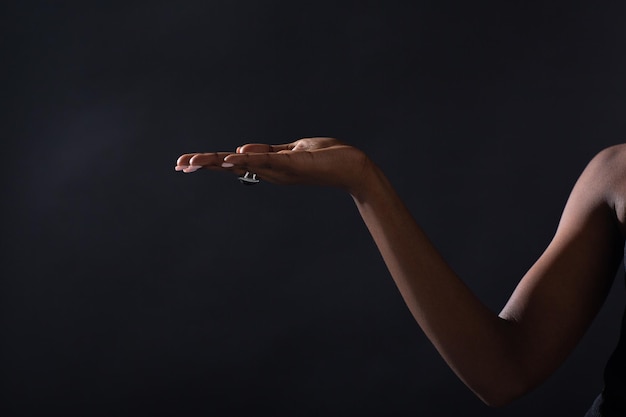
[348,158,387,203]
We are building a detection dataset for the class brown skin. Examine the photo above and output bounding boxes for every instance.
[176,138,626,406]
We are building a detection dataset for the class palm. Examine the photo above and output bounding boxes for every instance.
[226,138,371,192]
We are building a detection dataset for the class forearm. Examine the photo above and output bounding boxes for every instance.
[351,164,526,406]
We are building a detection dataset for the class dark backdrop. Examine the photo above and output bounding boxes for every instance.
[2,1,626,416]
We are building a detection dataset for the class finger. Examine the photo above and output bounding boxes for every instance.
[176,153,197,168]
[188,152,234,167]
[237,143,293,154]
[175,152,234,172]
[223,152,296,171]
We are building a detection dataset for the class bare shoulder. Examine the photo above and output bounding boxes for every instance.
[588,144,626,235]
[593,143,626,163]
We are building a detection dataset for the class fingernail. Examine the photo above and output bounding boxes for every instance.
[221,162,234,168]
[175,165,188,171]
[183,165,202,173]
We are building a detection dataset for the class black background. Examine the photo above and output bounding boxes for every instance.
[2,1,626,416]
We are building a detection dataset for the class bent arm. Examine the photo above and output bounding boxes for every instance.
[177,140,625,406]
[351,148,624,406]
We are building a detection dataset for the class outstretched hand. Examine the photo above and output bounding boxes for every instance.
[175,138,374,195]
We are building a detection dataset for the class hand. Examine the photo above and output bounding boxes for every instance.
[175,137,375,195]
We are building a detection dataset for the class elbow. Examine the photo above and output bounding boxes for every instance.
[478,392,518,408]
[476,387,525,408]
[457,348,543,407]
[468,372,535,408]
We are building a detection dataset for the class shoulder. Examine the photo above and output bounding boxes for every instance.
[586,144,626,235]
[588,144,626,176]
[579,144,626,196]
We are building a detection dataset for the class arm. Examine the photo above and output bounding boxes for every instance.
[176,140,625,406]
[351,148,624,405]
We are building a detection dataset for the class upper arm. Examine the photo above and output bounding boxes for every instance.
[499,145,625,388]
